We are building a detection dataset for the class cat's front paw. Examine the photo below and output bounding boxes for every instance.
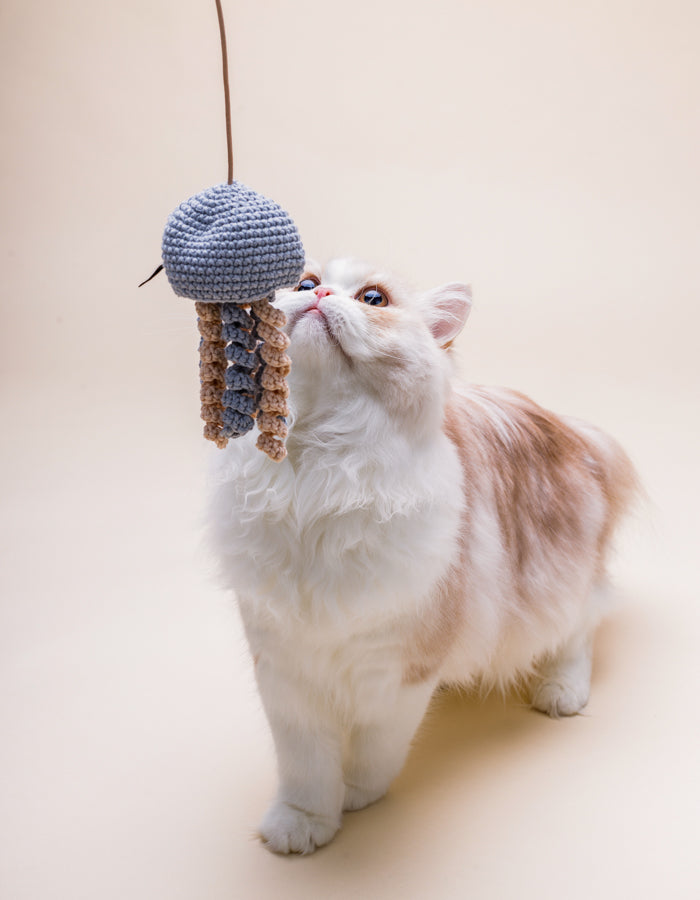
[259,801,340,855]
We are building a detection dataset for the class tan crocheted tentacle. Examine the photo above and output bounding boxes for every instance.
[259,388,289,415]
[254,318,288,349]
[250,298,286,329]
[258,342,292,372]
[259,367,290,393]
[256,432,288,463]
[250,296,291,461]
[196,302,228,449]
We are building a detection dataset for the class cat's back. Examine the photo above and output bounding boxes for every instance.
[434,383,637,685]
[446,383,634,493]
[443,383,637,578]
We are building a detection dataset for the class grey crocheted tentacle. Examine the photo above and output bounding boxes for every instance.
[219,301,258,441]
[225,366,258,393]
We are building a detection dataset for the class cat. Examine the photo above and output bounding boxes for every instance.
[206,258,638,855]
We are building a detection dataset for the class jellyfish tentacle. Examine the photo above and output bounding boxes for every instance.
[256,432,288,463]
[221,304,255,330]
[196,295,292,457]
[225,365,257,394]
[259,389,289,416]
[254,318,289,350]
[258,342,291,370]
[259,367,289,393]
[250,298,286,330]
[219,301,258,441]
[196,302,227,448]
[250,295,291,461]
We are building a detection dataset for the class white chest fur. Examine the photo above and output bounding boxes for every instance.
[207,427,463,632]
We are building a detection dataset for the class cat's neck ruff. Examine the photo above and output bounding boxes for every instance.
[208,368,463,623]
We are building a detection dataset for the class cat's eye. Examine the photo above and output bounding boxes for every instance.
[357,286,389,307]
[296,276,320,292]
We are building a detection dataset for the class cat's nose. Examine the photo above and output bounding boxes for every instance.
[315,287,334,300]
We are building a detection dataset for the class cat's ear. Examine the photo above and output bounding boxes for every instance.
[420,283,472,348]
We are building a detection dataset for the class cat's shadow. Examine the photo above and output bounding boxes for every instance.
[311,688,544,866]
[303,603,643,865]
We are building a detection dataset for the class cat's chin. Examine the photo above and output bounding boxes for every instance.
[288,312,351,369]
[292,307,332,333]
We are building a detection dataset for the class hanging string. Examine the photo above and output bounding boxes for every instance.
[140,0,233,286]
[215,0,234,185]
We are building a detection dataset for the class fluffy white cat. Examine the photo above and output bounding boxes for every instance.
[206,259,637,854]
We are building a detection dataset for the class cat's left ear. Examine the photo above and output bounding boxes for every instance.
[420,283,472,348]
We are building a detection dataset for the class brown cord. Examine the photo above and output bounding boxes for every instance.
[215,0,234,185]
[196,302,228,448]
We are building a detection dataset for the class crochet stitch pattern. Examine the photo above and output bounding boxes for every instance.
[162,182,304,460]
[162,182,303,304]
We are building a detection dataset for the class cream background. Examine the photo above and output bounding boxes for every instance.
[1,0,698,897]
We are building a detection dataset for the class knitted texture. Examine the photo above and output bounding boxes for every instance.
[162,182,304,304]
[164,181,303,460]
[195,303,228,448]
[251,297,291,460]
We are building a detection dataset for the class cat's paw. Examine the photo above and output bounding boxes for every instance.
[531,678,589,718]
[343,783,387,812]
[259,801,340,855]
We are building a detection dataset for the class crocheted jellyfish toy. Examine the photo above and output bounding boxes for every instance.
[160,181,304,461]
[141,0,305,461]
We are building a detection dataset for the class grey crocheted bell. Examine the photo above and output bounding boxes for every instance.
[161,181,305,303]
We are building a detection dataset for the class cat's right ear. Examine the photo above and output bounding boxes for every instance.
[420,283,472,349]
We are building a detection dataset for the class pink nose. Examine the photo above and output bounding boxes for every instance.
[315,286,334,300]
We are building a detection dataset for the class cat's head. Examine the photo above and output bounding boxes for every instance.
[275,259,471,438]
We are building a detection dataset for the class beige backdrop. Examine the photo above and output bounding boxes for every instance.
[1,1,698,898]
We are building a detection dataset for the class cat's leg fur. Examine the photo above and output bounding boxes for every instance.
[530,630,594,717]
[343,680,436,811]
[255,665,345,854]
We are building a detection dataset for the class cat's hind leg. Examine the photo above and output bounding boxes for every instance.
[343,680,436,812]
[530,631,594,718]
